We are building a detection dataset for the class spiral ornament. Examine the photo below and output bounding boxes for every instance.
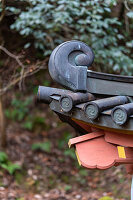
[84,103,99,120]
[112,108,127,125]
[60,96,73,112]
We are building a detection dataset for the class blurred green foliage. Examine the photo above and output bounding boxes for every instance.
[32,141,51,152]
[57,131,77,160]
[0,152,21,175]
[64,185,72,191]
[58,131,73,148]
[64,149,76,159]
[5,97,33,121]
[3,0,132,74]
[5,97,46,131]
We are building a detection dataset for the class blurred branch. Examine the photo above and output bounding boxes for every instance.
[5,0,29,8]
[0,45,25,89]
[1,46,24,89]
[124,0,130,11]
[0,45,47,95]
[0,64,46,96]
[0,0,5,23]
[124,1,130,33]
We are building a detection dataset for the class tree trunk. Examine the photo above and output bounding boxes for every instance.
[0,93,6,149]
[111,0,124,19]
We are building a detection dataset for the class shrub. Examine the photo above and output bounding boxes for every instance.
[2,0,133,74]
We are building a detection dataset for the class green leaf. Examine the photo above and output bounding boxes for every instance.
[58,139,65,149]
[32,141,51,153]
[126,40,133,48]
[127,11,133,18]
[64,185,72,191]
[33,86,38,94]
[43,80,51,87]
[33,116,45,124]
[24,43,31,49]
[0,152,8,163]
[79,169,88,176]
[5,110,11,119]
[64,149,76,159]
[23,121,33,130]
[63,132,72,142]
[1,163,21,175]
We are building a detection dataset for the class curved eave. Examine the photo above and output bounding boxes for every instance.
[87,70,133,83]
[50,100,133,134]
